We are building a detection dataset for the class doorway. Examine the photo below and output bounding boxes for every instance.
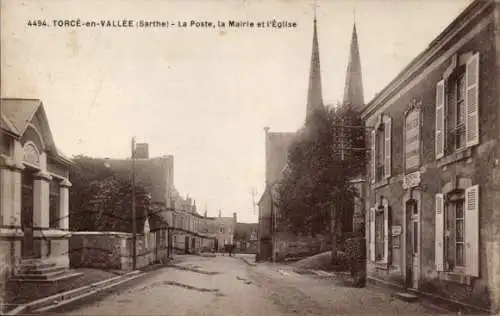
[184,236,189,254]
[21,170,35,259]
[405,199,419,289]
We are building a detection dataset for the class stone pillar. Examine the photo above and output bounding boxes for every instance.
[59,179,71,230]
[33,171,51,229]
[0,154,24,227]
[33,171,52,258]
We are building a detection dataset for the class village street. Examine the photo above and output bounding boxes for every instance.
[48,255,441,316]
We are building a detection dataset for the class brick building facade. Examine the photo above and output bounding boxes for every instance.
[362,1,500,313]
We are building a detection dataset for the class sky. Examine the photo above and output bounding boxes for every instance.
[1,0,471,223]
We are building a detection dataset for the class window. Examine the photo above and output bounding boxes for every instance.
[444,193,465,270]
[435,185,479,277]
[369,202,390,263]
[375,207,385,261]
[435,52,479,159]
[376,127,385,182]
[371,116,392,183]
[446,69,466,152]
[49,180,60,229]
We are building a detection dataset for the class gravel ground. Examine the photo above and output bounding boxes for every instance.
[52,254,447,316]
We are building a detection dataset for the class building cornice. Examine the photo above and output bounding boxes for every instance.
[362,0,492,120]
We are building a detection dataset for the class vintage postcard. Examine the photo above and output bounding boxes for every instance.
[1,0,499,315]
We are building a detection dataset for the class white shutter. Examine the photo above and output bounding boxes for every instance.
[383,204,389,263]
[369,207,375,262]
[435,80,445,159]
[435,193,444,272]
[384,118,392,179]
[465,185,479,277]
[465,53,480,147]
[371,130,376,184]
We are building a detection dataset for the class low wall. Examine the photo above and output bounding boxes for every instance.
[275,234,331,261]
[69,231,168,270]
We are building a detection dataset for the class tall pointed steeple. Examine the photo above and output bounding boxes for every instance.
[305,14,324,122]
[342,22,364,110]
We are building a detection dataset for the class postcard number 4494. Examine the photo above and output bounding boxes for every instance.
[27,20,48,27]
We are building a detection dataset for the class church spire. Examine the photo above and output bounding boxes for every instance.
[305,14,324,122]
[342,22,364,111]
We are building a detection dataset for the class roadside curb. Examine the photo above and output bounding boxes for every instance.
[5,269,149,315]
[237,256,257,266]
[366,279,452,314]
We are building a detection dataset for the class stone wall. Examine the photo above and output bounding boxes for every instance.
[69,231,168,270]
[275,234,331,261]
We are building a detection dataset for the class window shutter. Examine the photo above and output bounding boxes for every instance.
[369,207,375,262]
[371,130,376,184]
[435,193,444,272]
[384,118,392,179]
[465,53,480,147]
[465,185,479,277]
[435,80,445,159]
[383,204,389,263]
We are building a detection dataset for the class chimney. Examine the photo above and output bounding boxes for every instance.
[134,143,149,159]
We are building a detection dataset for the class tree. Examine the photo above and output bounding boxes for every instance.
[276,104,366,263]
[69,156,149,232]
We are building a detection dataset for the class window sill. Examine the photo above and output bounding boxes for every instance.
[437,147,473,168]
[372,178,390,189]
[438,271,473,285]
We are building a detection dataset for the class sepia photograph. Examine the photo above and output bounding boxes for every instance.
[1,0,499,315]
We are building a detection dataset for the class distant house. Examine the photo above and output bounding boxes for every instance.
[234,222,258,253]
[170,191,208,254]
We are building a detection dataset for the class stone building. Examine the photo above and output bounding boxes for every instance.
[1,99,76,305]
[213,211,236,251]
[362,1,500,313]
[257,129,294,260]
[171,193,207,254]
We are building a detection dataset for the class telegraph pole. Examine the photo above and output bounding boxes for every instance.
[131,137,137,270]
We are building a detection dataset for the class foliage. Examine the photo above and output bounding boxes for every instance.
[69,156,150,232]
[276,104,366,237]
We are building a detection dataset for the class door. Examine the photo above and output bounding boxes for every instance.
[184,236,189,254]
[155,231,161,262]
[405,200,419,289]
[21,171,35,259]
[191,237,196,252]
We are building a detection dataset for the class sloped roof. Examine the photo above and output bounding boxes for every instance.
[0,115,10,132]
[1,98,72,164]
[1,99,40,135]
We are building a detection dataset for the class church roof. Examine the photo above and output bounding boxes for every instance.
[342,23,365,111]
[305,18,324,121]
